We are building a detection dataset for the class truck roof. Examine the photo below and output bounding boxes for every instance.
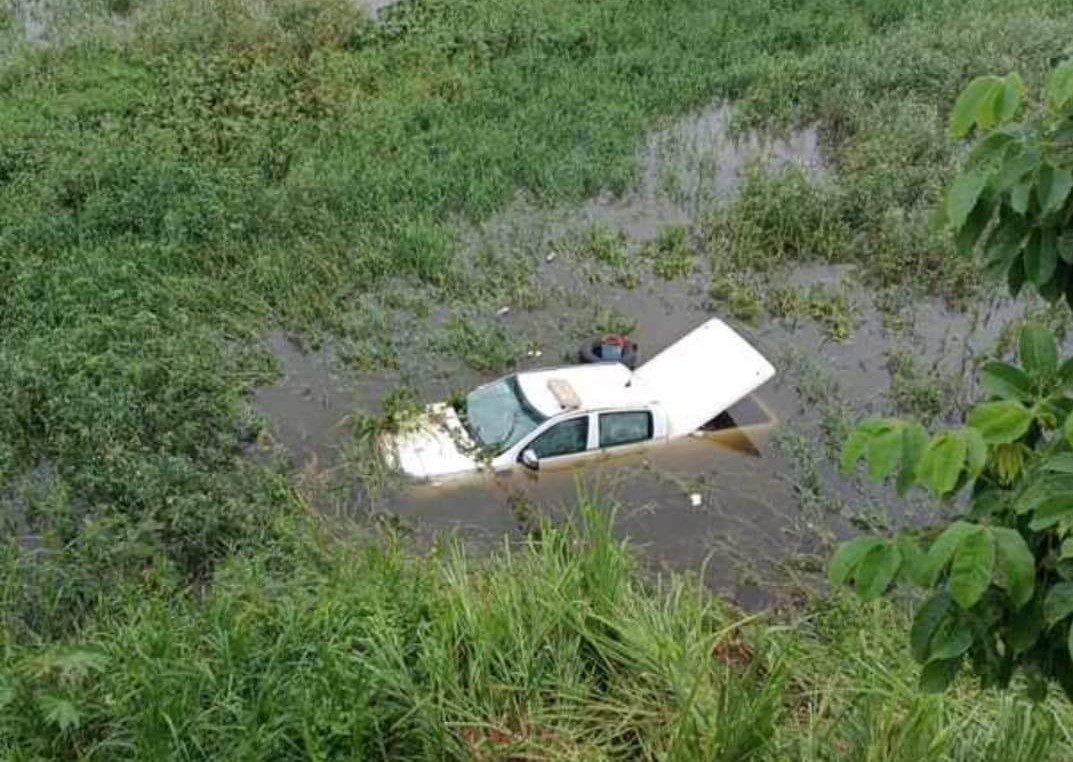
[517,363,643,418]
[515,319,774,435]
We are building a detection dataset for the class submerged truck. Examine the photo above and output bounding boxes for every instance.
[384,318,776,481]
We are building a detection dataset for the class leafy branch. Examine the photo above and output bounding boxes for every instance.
[831,59,1073,701]
[941,63,1073,300]
[836,324,1073,698]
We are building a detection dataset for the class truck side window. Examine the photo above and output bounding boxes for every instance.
[527,417,589,459]
[599,411,653,448]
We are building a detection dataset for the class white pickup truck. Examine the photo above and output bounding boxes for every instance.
[384,318,775,481]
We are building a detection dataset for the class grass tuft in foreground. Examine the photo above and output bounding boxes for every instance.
[1,504,1070,760]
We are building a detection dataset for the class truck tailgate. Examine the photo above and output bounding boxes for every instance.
[632,318,775,438]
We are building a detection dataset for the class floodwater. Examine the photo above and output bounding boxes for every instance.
[460,102,825,256]
[9,0,48,43]
[252,332,387,470]
[251,100,1048,607]
[360,0,401,15]
[392,398,801,607]
[0,459,53,552]
[252,275,1039,606]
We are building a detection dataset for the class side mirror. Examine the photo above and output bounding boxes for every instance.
[521,449,540,470]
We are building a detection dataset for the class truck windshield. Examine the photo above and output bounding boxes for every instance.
[464,376,546,453]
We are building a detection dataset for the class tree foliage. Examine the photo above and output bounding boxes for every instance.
[833,59,1073,700]
[837,324,1073,697]
[941,62,1073,301]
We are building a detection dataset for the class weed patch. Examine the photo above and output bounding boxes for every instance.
[767,284,856,342]
[2,506,1069,759]
[642,225,695,280]
[886,348,960,422]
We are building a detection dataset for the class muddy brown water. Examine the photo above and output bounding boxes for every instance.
[460,102,825,258]
[250,100,1052,607]
[251,273,1038,607]
[392,401,801,608]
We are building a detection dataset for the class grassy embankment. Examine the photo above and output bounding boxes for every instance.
[3,0,1073,757]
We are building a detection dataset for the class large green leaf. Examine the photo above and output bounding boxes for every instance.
[963,428,987,479]
[896,423,928,496]
[854,542,902,601]
[896,534,929,585]
[841,427,871,473]
[1018,474,1073,508]
[1066,411,1073,448]
[1050,453,1073,473]
[1020,324,1058,379]
[1045,582,1073,625]
[990,73,1025,125]
[926,521,978,584]
[990,526,1035,608]
[946,170,991,230]
[1025,229,1058,285]
[969,489,1005,520]
[967,130,1016,167]
[1008,252,1026,297]
[910,592,952,663]
[979,361,1033,402]
[1048,61,1073,111]
[1042,228,1059,277]
[984,212,1029,278]
[1011,179,1031,215]
[950,76,1003,138]
[1039,165,1073,217]
[1038,259,1066,304]
[929,614,974,661]
[920,658,962,693]
[1027,493,1073,530]
[950,527,995,608]
[987,213,1030,281]
[828,536,884,586]
[868,425,904,480]
[993,150,1040,194]
[840,419,894,473]
[967,400,1032,444]
[917,432,968,497]
[956,199,995,256]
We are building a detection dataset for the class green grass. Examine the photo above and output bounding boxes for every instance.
[1,505,1070,760]
[767,284,856,341]
[4,0,1073,756]
[642,225,695,280]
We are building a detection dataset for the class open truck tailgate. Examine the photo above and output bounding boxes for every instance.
[632,318,775,438]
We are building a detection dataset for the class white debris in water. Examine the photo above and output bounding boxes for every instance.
[526,349,543,358]
[496,306,511,317]
[689,493,703,508]
[545,252,558,263]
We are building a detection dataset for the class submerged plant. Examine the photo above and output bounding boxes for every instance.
[643,225,695,280]
[766,285,856,342]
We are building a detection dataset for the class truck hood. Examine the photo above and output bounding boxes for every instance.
[384,403,481,481]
